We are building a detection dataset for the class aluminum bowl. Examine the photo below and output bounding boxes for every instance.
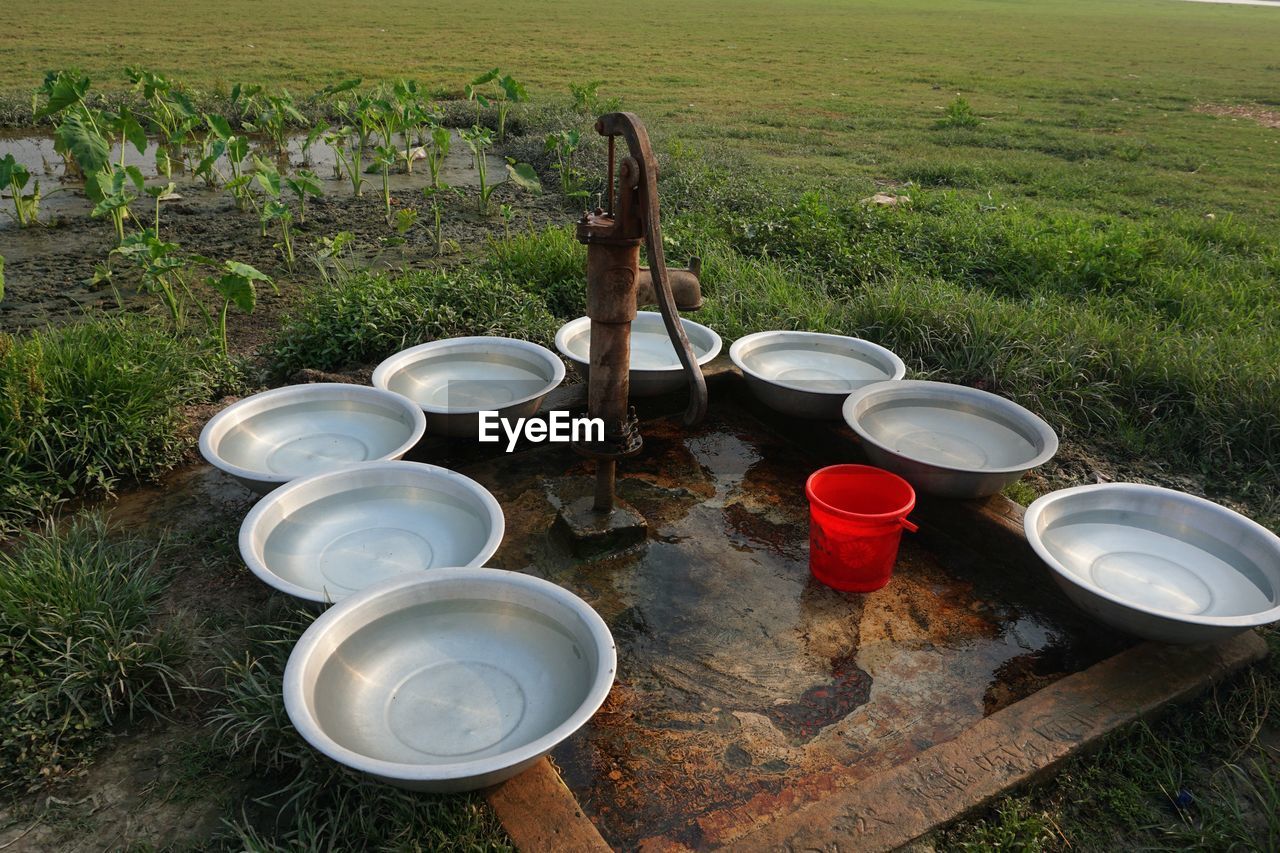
[842,380,1058,499]
[555,311,722,397]
[729,331,906,419]
[200,383,426,494]
[1025,483,1280,644]
[239,461,504,603]
[372,337,565,437]
[284,569,617,792]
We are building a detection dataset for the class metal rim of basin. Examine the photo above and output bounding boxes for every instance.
[282,568,618,789]
[370,336,566,415]
[554,311,723,373]
[842,379,1059,476]
[1024,482,1280,631]
[729,330,906,393]
[198,383,427,490]
[238,460,506,603]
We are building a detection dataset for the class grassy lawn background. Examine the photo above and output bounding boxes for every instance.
[6,0,1280,223]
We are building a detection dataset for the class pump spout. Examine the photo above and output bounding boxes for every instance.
[637,258,702,311]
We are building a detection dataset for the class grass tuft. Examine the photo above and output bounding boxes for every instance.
[0,514,184,792]
[0,316,231,533]
[210,614,511,850]
[266,267,559,377]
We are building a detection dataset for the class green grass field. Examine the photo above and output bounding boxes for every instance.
[4,0,1280,848]
[6,0,1280,222]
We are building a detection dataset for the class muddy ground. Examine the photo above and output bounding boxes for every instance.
[0,129,567,345]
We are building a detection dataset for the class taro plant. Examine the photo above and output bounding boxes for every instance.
[424,123,451,188]
[229,82,265,123]
[143,181,176,238]
[300,121,329,166]
[92,166,144,243]
[0,154,40,226]
[393,208,419,237]
[35,70,102,179]
[312,230,357,281]
[390,79,429,174]
[254,158,297,268]
[208,115,256,213]
[370,142,398,223]
[568,80,620,115]
[324,126,363,196]
[35,71,138,239]
[284,170,323,223]
[332,91,383,196]
[125,67,199,173]
[245,91,306,160]
[194,118,228,189]
[466,69,528,142]
[459,125,495,214]
[545,129,588,202]
[111,230,200,327]
[208,261,274,358]
[422,184,461,254]
[262,201,296,269]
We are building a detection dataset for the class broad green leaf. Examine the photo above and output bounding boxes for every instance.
[37,72,90,118]
[226,137,249,164]
[145,181,176,199]
[123,165,145,191]
[118,110,149,156]
[320,78,362,97]
[212,273,256,313]
[195,139,226,176]
[206,113,233,139]
[471,68,500,87]
[262,199,290,221]
[0,154,29,189]
[286,171,323,198]
[170,90,197,118]
[253,158,281,196]
[155,144,172,176]
[57,110,111,176]
[224,260,271,282]
[304,122,329,150]
[506,162,542,194]
[499,75,527,103]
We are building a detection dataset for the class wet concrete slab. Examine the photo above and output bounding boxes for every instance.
[456,395,1131,850]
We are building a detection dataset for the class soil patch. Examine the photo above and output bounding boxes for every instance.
[1194,102,1280,129]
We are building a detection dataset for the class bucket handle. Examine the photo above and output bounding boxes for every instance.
[901,517,919,533]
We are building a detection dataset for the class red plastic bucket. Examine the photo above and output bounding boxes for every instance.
[806,464,918,592]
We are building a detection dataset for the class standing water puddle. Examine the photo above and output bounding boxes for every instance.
[455,400,1128,849]
[92,392,1129,849]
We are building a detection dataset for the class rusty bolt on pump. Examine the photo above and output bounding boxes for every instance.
[569,112,709,518]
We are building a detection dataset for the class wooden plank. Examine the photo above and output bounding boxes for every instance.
[487,758,612,853]
[732,630,1268,852]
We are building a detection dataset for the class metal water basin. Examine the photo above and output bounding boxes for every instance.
[1025,483,1280,644]
[283,569,617,792]
[843,379,1058,498]
[199,383,425,494]
[555,312,721,396]
[730,330,905,419]
[372,337,565,437]
[239,461,504,603]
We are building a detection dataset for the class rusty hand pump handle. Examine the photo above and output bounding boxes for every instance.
[595,112,708,427]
